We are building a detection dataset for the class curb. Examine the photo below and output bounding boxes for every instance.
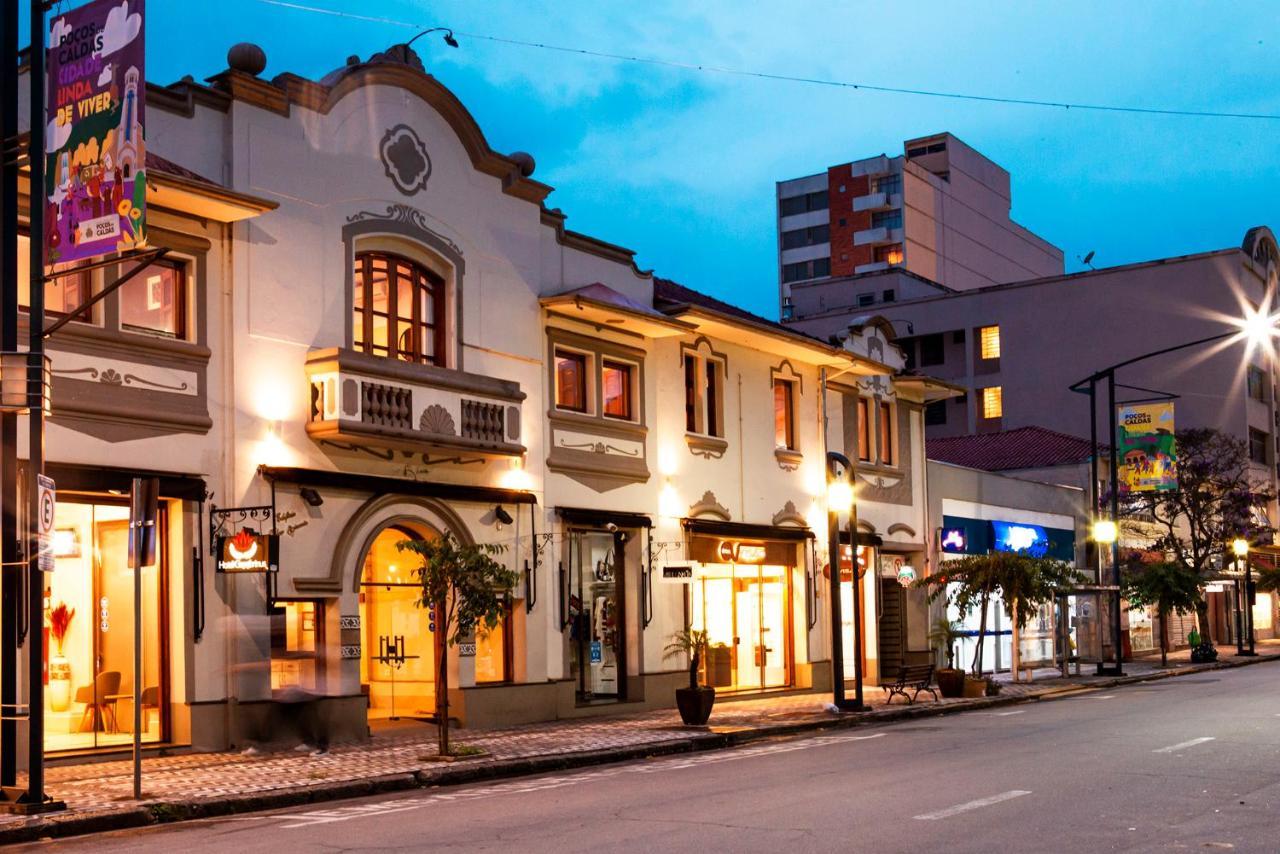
[2,652,1276,845]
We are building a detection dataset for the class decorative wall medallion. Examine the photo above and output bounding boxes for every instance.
[380,124,433,196]
[688,491,731,521]
[419,403,456,436]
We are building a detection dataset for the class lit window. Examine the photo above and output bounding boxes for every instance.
[705,360,722,437]
[773,379,796,451]
[17,233,92,319]
[683,352,724,438]
[271,600,323,693]
[474,610,509,684]
[120,259,185,339]
[979,325,1001,360]
[874,244,904,266]
[981,386,1003,420]
[554,350,589,413]
[879,401,894,465]
[353,251,444,364]
[857,398,871,461]
[602,360,633,420]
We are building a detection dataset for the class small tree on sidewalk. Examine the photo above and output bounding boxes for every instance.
[1119,553,1201,667]
[1121,428,1274,646]
[915,550,1082,675]
[397,533,517,757]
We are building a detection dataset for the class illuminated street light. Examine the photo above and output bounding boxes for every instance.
[1092,519,1118,544]
[1233,538,1256,656]
[827,479,854,516]
[1232,537,1250,558]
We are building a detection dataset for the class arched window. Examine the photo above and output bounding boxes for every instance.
[353,251,445,365]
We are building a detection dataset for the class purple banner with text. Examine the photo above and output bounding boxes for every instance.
[45,0,146,265]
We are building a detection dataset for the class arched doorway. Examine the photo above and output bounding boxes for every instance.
[358,525,439,719]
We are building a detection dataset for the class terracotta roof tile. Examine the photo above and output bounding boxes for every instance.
[927,425,1098,472]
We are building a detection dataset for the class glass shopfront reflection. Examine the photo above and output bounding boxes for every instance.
[692,555,793,693]
[359,526,438,719]
[568,530,626,703]
[43,499,168,753]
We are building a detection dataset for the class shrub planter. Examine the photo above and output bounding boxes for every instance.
[1190,643,1218,664]
[675,686,716,725]
[936,668,966,698]
[962,677,987,698]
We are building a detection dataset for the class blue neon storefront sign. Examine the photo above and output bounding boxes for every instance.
[940,515,1074,561]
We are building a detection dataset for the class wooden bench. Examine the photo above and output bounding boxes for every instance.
[882,663,937,705]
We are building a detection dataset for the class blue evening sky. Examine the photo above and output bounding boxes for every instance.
[43,1,1280,317]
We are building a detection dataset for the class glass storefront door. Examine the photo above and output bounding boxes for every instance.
[568,531,625,703]
[43,499,167,752]
[693,562,792,692]
[359,526,437,719]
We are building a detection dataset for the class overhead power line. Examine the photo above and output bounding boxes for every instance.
[253,0,1280,121]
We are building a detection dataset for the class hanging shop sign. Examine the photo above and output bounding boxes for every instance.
[46,0,147,264]
[658,562,696,584]
[825,545,872,581]
[940,527,968,553]
[216,529,278,573]
[879,553,916,586]
[896,565,917,587]
[1116,401,1178,494]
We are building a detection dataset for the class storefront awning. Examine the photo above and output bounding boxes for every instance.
[258,466,537,505]
[44,462,207,501]
[556,507,652,529]
[682,518,813,541]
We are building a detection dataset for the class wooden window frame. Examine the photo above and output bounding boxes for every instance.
[601,359,634,421]
[879,401,895,466]
[773,378,797,451]
[554,348,591,414]
[120,258,188,340]
[857,397,871,462]
[353,251,446,365]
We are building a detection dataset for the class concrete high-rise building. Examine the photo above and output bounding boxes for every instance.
[775,133,1063,316]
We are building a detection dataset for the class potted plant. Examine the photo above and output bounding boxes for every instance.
[664,628,714,725]
[1187,629,1218,663]
[47,603,75,713]
[928,617,966,698]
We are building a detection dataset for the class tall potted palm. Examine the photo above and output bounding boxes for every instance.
[664,628,714,725]
[928,617,965,698]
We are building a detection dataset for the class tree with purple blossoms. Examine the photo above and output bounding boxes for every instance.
[1121,428,1274,644]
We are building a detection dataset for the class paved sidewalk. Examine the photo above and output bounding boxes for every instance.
[2,641,1277,843]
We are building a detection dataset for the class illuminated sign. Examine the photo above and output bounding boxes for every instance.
[216,529,278,573]
[991,521,1049,557]
[896,565,917,587]
[940,528,968,553]
[716,541,767,564]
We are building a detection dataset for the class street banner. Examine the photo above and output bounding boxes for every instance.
[45,0,146,265]
[1116,401,1178,493]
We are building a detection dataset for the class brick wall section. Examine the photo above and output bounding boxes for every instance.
[828,164,872,277]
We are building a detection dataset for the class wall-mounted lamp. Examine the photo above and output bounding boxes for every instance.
[299,487,324,507]
[493,505,514,526]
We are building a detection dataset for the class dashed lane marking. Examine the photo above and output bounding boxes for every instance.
[913,790,1032,820]
[276,731,887,829]
[1153,737,1215,754]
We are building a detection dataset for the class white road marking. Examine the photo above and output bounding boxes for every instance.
[913,790,1031,820]
[985,710,1025,717]
[278,732,887,829]
[1153,737,1215,754]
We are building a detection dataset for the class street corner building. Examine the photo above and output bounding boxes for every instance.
[8,40,958,763]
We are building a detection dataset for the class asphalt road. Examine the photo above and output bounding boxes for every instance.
[25,663,1280,853]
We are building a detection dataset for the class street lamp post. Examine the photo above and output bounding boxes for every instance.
[1233,538,1256,656]
[826,451,865,712]
[1091,518,1121,674]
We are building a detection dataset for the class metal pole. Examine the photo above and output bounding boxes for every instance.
[1089,379,1100,582]
[132,500,142,799]
[826,493,845,709]
[846,476,866,712]
[0,0,21,793]
[1106,371,1123,676]
[1234,569,1245,657]
[1245,556,1256,655]
[26,0,48,806]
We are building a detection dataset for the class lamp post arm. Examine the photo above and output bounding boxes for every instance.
[1070,329,1239,393]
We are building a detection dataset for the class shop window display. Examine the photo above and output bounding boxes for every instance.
[43,500,166,753]
[568,531,625,702]
[692,556,793,692]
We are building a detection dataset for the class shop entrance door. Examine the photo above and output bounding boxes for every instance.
[568,530,626,703]
[695,563,791,692]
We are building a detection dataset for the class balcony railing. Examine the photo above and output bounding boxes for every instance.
[306,347,525,458]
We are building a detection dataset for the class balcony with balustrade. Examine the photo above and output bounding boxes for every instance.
[305,347,525,458]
